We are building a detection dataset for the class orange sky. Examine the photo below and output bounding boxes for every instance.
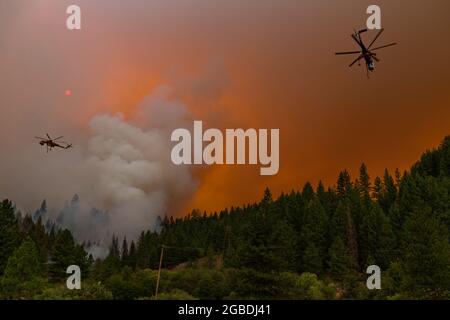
[1,0,449,215]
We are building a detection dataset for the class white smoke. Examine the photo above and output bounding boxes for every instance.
[49,87,197,251]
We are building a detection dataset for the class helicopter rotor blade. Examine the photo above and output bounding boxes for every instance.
[368,28,385,49]
[351,33,363,47]
[349,55,364,67]
[46,133,51,139]
[335,51,361,55]
[53,136,64,141]
[371,55,380,62]
[370,43,397,51]
[35,137,46,140]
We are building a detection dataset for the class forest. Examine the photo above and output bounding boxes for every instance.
[0,136,449,300]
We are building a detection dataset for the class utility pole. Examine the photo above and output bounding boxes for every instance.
[153,244,204,299]
[154,244,165,299]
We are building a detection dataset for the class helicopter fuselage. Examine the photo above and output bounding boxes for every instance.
[363,52,375,71]
[39,140,64,148]
[357,38,375,71]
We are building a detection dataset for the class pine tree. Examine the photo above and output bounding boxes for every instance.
[1,237,45,298]
[32,216,48,265]
[270,219,297,271]
[135,232,150,269]
[110,235,120,259]
[2,237,42,281]
[394,168,402,189]
[331,200,359,269]
[49,229,88,281]
[378,169,397,212]
[33,199,47,222]
[331,201,348,241]
[301,199,328,271]
[0,200,20,275]
[128,241,137,269]
[357,163,371,200]
[372,176,383,200]
[235,209,279,272]
[316,181,326,198]
[337,170,352,198]
[328,237,351,280]
[261,187,273,207]
[121,237,129,265]
[301,183,315,202]
[303,243,323,273]
[360,203,395,269]
[400,208,450,298]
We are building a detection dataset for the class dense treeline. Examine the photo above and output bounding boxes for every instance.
[0,137,449,299]
[0,202,91,299]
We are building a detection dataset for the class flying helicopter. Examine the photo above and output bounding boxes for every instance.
[35,134,73,153]
[335,28,397,77]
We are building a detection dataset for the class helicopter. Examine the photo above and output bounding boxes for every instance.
[35,134,73,153]
[335,28,397,77]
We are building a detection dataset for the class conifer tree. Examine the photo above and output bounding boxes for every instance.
[372,176,383,200]
[128,241,137,269]
[331,200,359,270]
[2,237,42,281]
[121,237,129,263]
[357,163,371,200]
[50,229,88,280]
[378,169,397,212]
[0,200,20,275]
[301,183,315,202]
[401,208,450,298]
[360,203,395,269]
[328,237,351,280]
[0,237,45,298]
[301,199,328,270]
[337,170,352,198]
[303,243,323,273]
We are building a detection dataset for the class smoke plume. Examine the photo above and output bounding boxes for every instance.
[56,87,196,246]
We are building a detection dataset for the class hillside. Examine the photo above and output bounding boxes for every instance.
[0,136,449,299]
